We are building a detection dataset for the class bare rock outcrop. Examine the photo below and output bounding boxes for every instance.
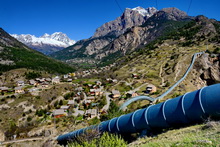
[194,53,220,85]
[93,7,157,38]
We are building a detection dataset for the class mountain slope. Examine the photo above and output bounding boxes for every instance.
[50,7,157,67]
[93,7,157,38]
[99,15,220,107]
[50,7,191,67]
[11,32,76,55]
[0,28,75,74]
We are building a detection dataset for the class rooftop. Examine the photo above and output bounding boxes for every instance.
[53,109,65,115]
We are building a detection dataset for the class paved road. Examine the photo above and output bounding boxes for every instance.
[72,92,87,116]
[126,83,148,94]
[102,92,111,111]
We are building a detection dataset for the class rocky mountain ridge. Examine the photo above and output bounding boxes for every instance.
[11,32,75,55]
[93,7,157,38]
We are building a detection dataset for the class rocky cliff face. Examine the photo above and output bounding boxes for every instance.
[93,7,157,38]
[194,53,220,86]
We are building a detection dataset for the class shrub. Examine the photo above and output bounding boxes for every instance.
[213,47,220,54]
[69,132,127,147]
[27,116,32,122]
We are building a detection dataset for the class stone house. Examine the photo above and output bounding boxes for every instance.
[52,109,66,118]
[0,87,9,92]
[52,76,60,84]
[67,100,75,106]
[132,73,139,79]
[112,90,121,99]
[60,105,70,111]
[29,80,37,86]
[146,84,157,94]
[17,80,25,86]
[85,109,98,119]
[15,86,24,94]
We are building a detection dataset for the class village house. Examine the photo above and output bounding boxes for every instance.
[35,78,40,81]
[17,81,25,86]
[127,91,139,98]
[106,78,112,82]
[45,78,52,82]
[132,92,139,97]
[93,85,98,89]
[84,100,92,107]
[0,87,9,93]
[52,109,66,118]
[67,78,72,82]
[28,88,37,93]
[85,109,98,119]
[88,84,93,87]
[63,74,69,79]
[132,73,139,79]
[96,81,102,86]
[90,89,95,96]
[60,105,70,111]
[52,76,60,84]
[112,79,118,83]
[35,78,45,83]
[87,96,95,101]
[39,78,45,83]
[112,90,121,99]
[69,73,75,77]
[15,86,24,94]
[94,89,103,96]
[146,84,157,94]
[29,80,37,86]
[67,100,75,106]
[41,82,49,88]
[75,87,83,91]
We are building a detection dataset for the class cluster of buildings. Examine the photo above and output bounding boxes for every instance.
[0,76,62,95]
[73,63,116,78]
[52,99,76,118]
[52,81,105,120]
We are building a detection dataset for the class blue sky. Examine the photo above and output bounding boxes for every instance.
[0,0,219,41]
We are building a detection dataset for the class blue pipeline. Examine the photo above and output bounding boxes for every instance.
[120,52,205,110]
[57,83,220,144]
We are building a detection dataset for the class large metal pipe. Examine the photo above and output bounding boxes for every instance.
[57,84,220,144]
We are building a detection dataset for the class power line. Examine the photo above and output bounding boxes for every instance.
[187,0,193,14]
[114,0,123,13]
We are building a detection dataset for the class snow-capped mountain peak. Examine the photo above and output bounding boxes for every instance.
[11,32,76,54]
[41,33,50,38]
[132,6,157,17]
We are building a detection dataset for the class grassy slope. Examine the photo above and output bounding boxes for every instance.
[129,121,220,147]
